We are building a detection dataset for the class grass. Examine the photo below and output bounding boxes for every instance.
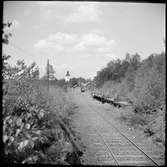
[118,107,165,148]
[3,79,81,164]
[99,75,165,149]
[119,110,148,128]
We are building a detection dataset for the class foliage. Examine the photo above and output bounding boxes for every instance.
[2,22,12,44]
[56,79,66,87]
[2,22,39,80]
[2,23,77,164]
[3,61,40,81]
[3,71,76,164]
[94,51,165,147]
[69,77,87,87]
[94,53,141,87]
[144,106,165,145]
[133,53,165,113]
[69,78,78,87]
[94,52,165,111]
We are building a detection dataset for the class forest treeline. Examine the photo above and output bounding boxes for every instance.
[93,51,165,146]
[94,52,165,113]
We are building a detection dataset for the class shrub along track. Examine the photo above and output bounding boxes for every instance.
[71,90,164,166]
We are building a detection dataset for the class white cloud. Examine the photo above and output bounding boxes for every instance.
[34,32,116,59]
[48,32,77,44]
[36,2,102,24]
[73,33,116,53]
[64,3,102,23]
[34,39,64,52]
[81,33,106,46]
[73,42,88,52]
[96,40,116,52]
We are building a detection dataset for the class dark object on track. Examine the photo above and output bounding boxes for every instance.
[91,92,131,108]
[81,87,85,92]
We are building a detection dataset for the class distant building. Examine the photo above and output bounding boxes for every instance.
[65,71,70,82]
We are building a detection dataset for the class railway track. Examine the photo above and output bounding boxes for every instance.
[80,93,163,166]
[54,112,83,164]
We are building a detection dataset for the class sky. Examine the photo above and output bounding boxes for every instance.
[3,1,165,79]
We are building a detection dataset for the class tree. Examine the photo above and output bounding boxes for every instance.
[125,52,131,62]
[133,53,165,113]
[69,78,78,87]
[2,22,12,80]
[30,65,39,79]
[124,53,141,91]
[2,22,12,44]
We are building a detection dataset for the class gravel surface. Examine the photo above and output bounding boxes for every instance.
[70,88,165,165]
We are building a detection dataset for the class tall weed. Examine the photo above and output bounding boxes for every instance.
[3,78,76,164]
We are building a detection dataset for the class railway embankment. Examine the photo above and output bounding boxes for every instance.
[91,90,165,151]
[70,90,165,165]
[93,53,165,153]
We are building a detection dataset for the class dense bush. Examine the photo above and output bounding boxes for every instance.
[3,73,75,164]
[94,51,165,147]
[94,53,140,88]
[95,52,165,110]
[2,60,76,164]
[133,53,165,113]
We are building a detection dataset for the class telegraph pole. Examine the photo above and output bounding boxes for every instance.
[47,59,50,94]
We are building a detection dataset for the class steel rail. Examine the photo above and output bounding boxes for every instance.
[55,113,83,157]
[86,100,159,166]
[93,127,119,166]
[79,95,119,165]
